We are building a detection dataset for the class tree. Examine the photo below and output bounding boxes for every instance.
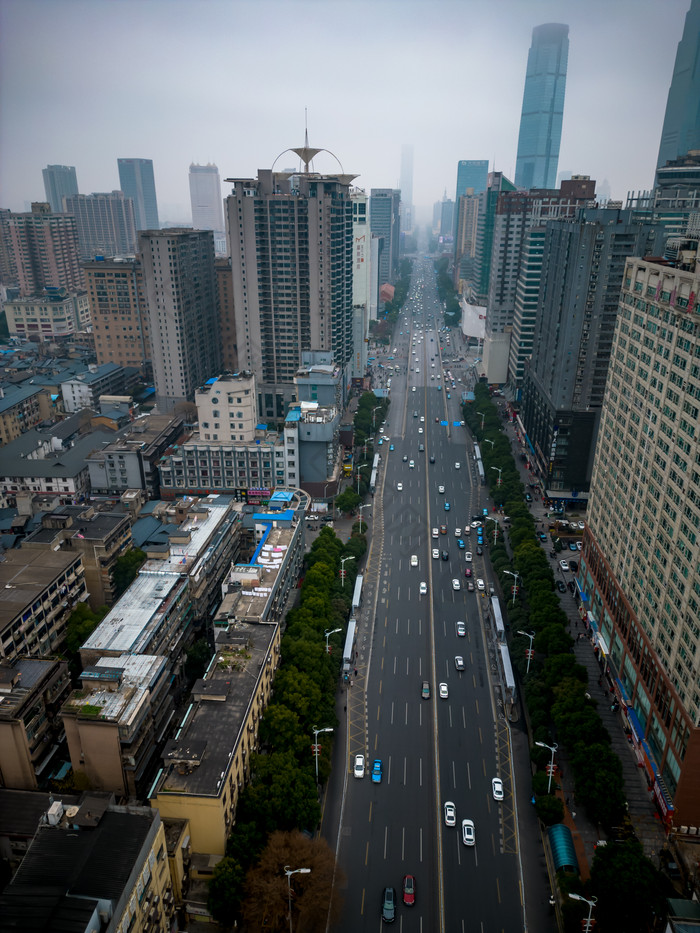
[64,602,108,655]
[241,831,344,933]
[589,837,667,931]
[334,488,361,514]
[241,750,320,835]
[111,547,146,597]
[184,637,211,682]
[208,855,246,927]
[534,794,564,826]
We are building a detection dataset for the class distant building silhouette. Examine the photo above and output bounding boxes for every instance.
[656,0,700,171]
[118,158,159,230]
[399,144,414,234]
[64,191,137,259]
[189,163,225,245]
[42,164,78,212]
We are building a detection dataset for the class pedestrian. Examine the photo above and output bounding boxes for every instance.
[354,668,358,676]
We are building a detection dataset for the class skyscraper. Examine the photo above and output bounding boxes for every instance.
[399,144,414,234]
[64,191,137,259]
[118,158,160,231]
[514,23,569,190]
[189,163,224,237]
[225,164,356,418]
[439,196,454,239]
[370,189,401,308]
[455,160,489,202]
[656,0,700,170]
[8,202,84,296]
[139,229,221,412]
[583,244,700,826]
[42,165,78,213]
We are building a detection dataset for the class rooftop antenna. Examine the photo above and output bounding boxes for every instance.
[271,113,358,184]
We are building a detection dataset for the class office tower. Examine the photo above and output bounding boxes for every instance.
[520,207,664,494]
[454,191,480,289]
[139,229,221,412]
[399,144,414,234]
[84,256,151,373]
[8,202,84,296]
[483,177,596,384]
[351,190,371,379]
[583,244,700,826]
[370,189,401,309]
[225,165,356,418]
[42,164,78,213]
[189,163,224,237]
[64,191,137,259]
[514,23,569,190]
[439,196,454,239]
[656,0,700,170]
[462,172,516,304]
[118,158,159,231]
[455,160,489,202]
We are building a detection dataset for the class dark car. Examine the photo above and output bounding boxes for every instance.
[419,443,425,452]
[441,550,449,561]
[569,560,578,572]
[476,545,483,556]
[429,455,436,463]
[402,874,416,906]
[556,580,567,593]
[382,886,396,922]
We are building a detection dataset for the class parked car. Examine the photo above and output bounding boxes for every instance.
[371,759,383,783]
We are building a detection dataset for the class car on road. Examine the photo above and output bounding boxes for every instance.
[556,580,567,592]
[410,554,418,567]
[456,621,466,636]
[447,393,451,399]
[539,533,547,541]
[438,485,445,494]
[389,444,394,451]
[454,656,465,671]
[409,460,415,469]
[354,754,365,778]
[441,550,449,561]
[418,443,424,452]
[381,886,396,923]
[464,567,472,578]
[440,524,447,534]
[420,416,425,422]
[465,551,472,562]
[371,759,383,783]
[454,527,462,537]
[470,520,482,528]
[403,455,408,462]
[457,538,465,549]
[452,578,461,590]
[569,541,578,551]
[402,874,416,907]
[432,527,439,538]
[418,428,423,434]
[412,386,416,392]
[467,581,475,592]
[525,493,532,502]
[476,545,483,556]
[492,777,504,800]
[421,681,431,699]
[444,502,451,511]
[444,801,456,826]
[476,578,485,591]
[462,819,476,846]
[569,560,578,572]
[419,581,427,595]
[397,482,403,491]
[439,683,449,699]
[454,462,460,469]
[578,520,585,530]
[432,548,440,559]
[559,560,570,572]
[429,455,436,463]
[378,439,383,445]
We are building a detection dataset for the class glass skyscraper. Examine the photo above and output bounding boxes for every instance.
[118,158,160,231]
[455,160,489,201]
[42,164,78,213]
[514,23,569,191]
[656,0,700,171]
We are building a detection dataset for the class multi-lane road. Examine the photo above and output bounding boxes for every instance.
[328,257,526,932]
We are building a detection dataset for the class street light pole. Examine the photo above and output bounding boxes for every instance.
[486,515,499,546]
[358,503,371,528]
[372,406,381,431]
[503,569,520,608]
[312,725,333,783]
[284,866,311,933]
[491,465,502,486]
[340,555,355,588]
[324,627,342,653]
[535,740,558,794]
[483,438,495,451]
[517,629,536,674]
[568,893,597,932]
[477,411,486,429]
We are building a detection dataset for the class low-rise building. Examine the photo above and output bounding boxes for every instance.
[0,383,57,446]
[3,289,90,343]
[60,361,136,413]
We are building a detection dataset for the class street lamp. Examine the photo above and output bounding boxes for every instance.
[477,411,486,429]
[517,630,536,674]
[568,893,597,932]
[535,740,558,794]
[503,569,520,608]
[483,438,495,450]
[284,866,311,933]
[486,515,499,546]
[312,725,334,783]
[372,406,382,430]
[357,503,371,527]
[324,628,342,653]
[491,465,502,486]
[340,555,355,588]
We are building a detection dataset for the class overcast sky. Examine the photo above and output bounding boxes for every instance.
[0,0,691,225]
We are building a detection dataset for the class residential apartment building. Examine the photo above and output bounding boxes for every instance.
[64,190,137,259]
[370,188,401,308]
[196,371,256,443]
[454,190,480,288]
[60,361,132,412]
[8,202,85,296]
[581,242,700,827]
[520,207,664,496]
[118,157,160,231]
[351,190,371,380]
[514,23,569,190]
[225,166,356,418]
[462,172,516,304]
[42,164,78,213]
[507,227,546,393]
[216,255,237,372]
[0,384,56,446]
[84,255,151,374]
[3,289,90,343]
[139,228,222,412]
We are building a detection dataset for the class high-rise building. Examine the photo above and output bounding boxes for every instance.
[189,163,224,239]
[42,164,78,213]
[216,256,237,373]
[118,158,159,231]
[351,190,371,379]
[399,144,414,234]
[370,189,401,309]
[582,243,700,826]
[439,196,454,239]
[656,0,700,171]
[463,172,516,305]
[64,191,137,259]
[84,256,151,374]
[8,202,84,296]
[507,227,545,392]
[0,208,18,286]
[514,23,569,190]
[455,160,489,202]
[520,207,664,494]
[225,165,356,418]
[139,229,221,412]
[454,191,480,289]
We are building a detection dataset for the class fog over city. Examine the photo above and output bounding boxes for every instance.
[0,0,691,221]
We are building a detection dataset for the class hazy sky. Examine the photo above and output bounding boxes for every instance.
[0,0,691,224]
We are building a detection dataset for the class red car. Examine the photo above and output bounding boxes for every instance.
[402,873,416,906]
[465,567,472,578]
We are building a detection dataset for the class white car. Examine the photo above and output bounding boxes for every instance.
[462,819,476,846]
[470,520,482,528]
[492,777,504,800]
[418,428,423,434]
[354,754,365,779]
[432,528,439,538]
[410,554,418,567]
[455,462,461,469]
[432,548,440,559]
[452,578,461,591]
[578,520,585,530]
[439,683,449,699]
[559,560,570,572]
[420,416,425,422]
[454,527,462,537]
[419,582,427,595]
[476,579,485,591]
[465,552,473,562]
[456,621,466,637]
[454,656,465,671]
[438,485,445,494]
[444,801,456,826]
[411,386,416,392]
[409,460,415,469]
[397,482,404,491]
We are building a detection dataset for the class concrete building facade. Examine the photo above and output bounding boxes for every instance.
[8,203,85,297]
[3,289,90,343]
[370,188,401,308]
[64,190,137,259]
